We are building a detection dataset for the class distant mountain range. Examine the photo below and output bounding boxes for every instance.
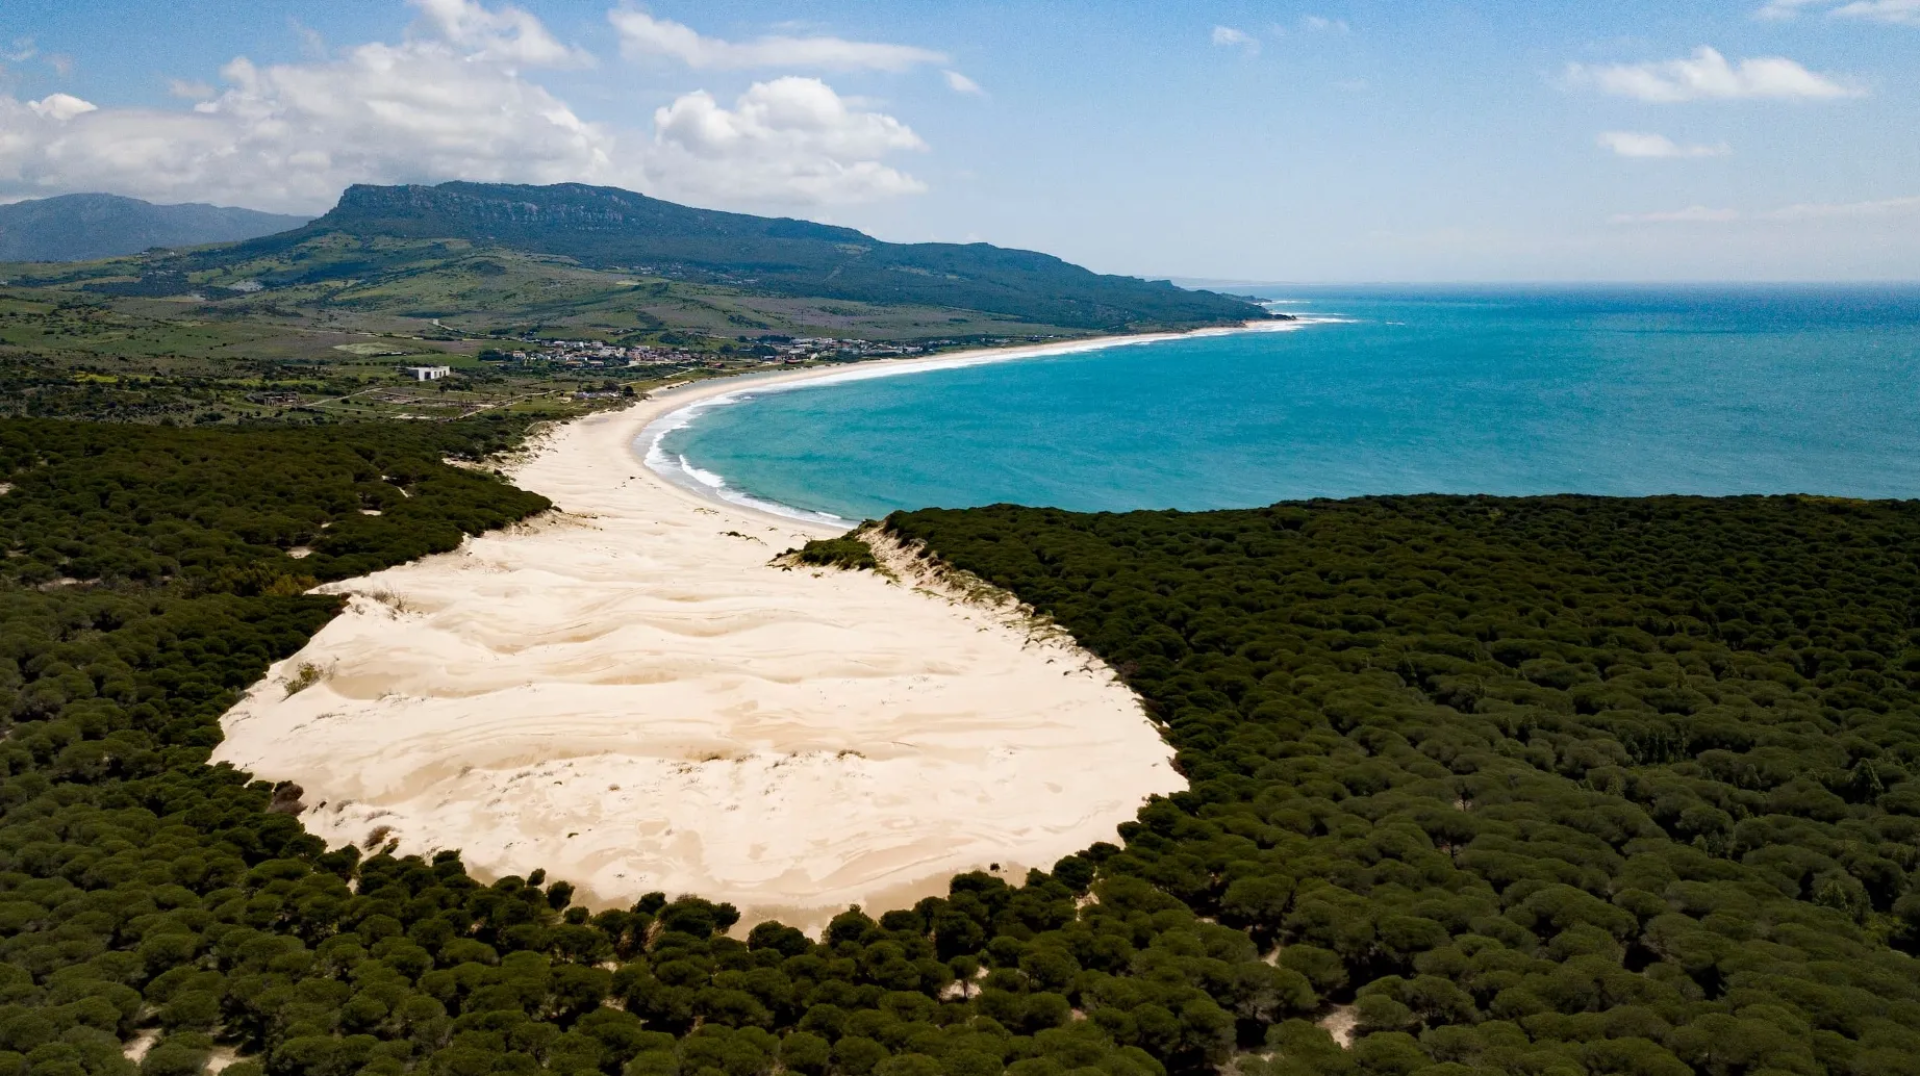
[230,182,1265,331]
[0,194,311,262]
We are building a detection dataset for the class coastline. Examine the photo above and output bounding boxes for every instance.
[637,317,1314,528]
[213,357,1190,932]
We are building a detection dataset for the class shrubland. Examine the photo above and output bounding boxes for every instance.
[0,419,1272,1076]
[890,496,1920,1076]
[6,411,1920,1076]
[790,538,880,573]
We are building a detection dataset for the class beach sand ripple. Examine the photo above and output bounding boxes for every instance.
[216,389,1184,932]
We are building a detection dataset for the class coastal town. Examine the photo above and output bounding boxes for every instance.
[181,327,1089,426]
[486,335,931,371]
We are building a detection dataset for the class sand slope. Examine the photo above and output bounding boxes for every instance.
[216,376,1183,930]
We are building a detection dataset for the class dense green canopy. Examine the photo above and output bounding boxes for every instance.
[0,418,545,591]
[889,495,1920,1076]
[6,413,1920,1076]
[0,419,1275,1076]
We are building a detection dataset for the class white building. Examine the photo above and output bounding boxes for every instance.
[403,365,452,381]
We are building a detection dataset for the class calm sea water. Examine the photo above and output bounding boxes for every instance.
[651,286,1920,522]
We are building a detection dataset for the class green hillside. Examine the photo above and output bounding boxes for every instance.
[224,183,1265,332]
[0,239,1104,426]
[0,181,1264,427]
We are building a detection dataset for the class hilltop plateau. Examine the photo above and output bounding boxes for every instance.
[247,182,1264,332]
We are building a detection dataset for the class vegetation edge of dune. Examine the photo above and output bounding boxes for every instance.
[783,536,882,573]
[2,414,1918,1076]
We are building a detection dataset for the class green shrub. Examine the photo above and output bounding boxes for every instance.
[792,537,877,571]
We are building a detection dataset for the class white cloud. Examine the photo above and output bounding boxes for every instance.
[1757,0,1823,17]
[1303,15,1351,32]
[0,2,928,212]
[26,94,97,121]
[1566,46,1862,102]
[942,70,985,96]
[409,0,592,67]
[609,9,945,72]
[168,79,216,100]
[1610,194,1920,225]
[0,45,614,213]
[1831,0,1920,24]
[4,38,35,64]
[1766,194,1920,219]
[647,76,927,204]
[290,18,329,60]
[1211,26,1260,55]
[1610,206,1742,224]
[1597,131,1731,158]
[1758,0,1920,24]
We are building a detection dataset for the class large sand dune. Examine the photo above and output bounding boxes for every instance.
[216,362,1185,930]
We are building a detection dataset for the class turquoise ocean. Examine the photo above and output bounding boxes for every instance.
[645,286,1920,524]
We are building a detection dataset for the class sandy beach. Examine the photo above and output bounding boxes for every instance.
[215,334,1205,932]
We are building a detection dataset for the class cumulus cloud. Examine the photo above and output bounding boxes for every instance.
[0,45,615,213]
[0,1,930,212]
[647,76,927,204]
[1758,0,1920,24]
[26,94,97,121]
[609,9,945,71]
[942,70,985,96]
[1597,131,1732,158]
[1210,26,1260,55]
[1566,46,1862,102]
[410,0,593,67]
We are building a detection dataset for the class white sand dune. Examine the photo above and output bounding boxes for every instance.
[215,355,1187,931]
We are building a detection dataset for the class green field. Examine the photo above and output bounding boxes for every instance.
[0,240,1096,426]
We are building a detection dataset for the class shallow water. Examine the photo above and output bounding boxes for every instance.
[656,285,1920,521]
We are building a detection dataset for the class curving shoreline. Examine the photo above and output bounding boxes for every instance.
[637,318,1316,527]
[213,361,1193,932]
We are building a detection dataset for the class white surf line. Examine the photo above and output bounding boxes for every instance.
[635,318,1339,525]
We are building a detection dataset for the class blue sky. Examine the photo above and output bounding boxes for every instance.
[1,0,1915,281]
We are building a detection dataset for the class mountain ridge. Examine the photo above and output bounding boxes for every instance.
[0,193,310,262]
[238,181,1266,331]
